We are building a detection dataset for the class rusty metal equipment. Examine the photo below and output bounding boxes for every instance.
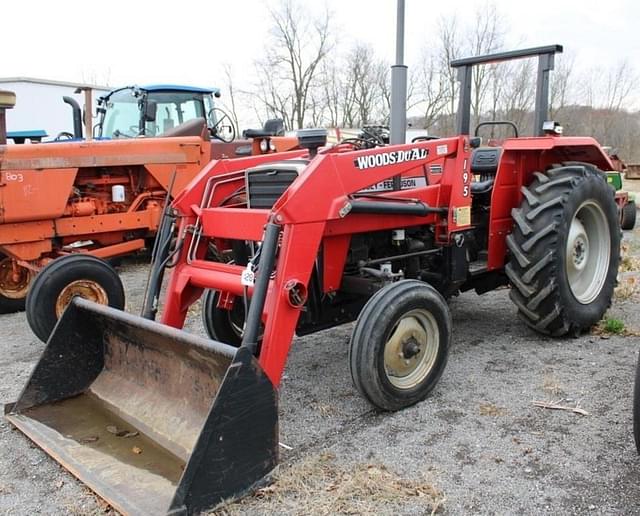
[7,45,624,514]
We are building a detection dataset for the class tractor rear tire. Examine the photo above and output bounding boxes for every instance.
[506,164,620,336]
[621,200,637,231]
[201,289,244,347]
[0,255,33,314]
[349,280,450,411]
[26,255,125,342]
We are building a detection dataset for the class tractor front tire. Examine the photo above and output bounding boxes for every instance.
[26,255,125,342]
[506,165,620,336]
[349,280,451,411]
[621,200,637,231]
[201,289,244,347]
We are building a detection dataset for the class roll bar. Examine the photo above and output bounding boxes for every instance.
[451,44,563,137]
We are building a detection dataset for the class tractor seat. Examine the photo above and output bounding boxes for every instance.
[470,147,501,195]
[161,118,209,139]
[242,119,285,139]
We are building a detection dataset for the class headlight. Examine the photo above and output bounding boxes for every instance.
[269,140,276,152]
[259,139,269,153]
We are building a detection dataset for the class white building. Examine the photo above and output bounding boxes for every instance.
[0,77,110,141]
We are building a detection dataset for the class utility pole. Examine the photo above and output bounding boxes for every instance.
[390,0,407,190]
[390,0,407,145]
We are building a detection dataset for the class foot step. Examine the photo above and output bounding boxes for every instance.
[468,260,488,275]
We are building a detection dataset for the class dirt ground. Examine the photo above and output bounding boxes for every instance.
[1,186,639,515]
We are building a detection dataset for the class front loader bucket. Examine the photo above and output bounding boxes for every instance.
[5,297,278,515]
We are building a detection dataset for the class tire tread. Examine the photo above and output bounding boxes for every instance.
[506,165,620,336]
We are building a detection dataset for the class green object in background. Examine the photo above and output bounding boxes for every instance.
[607,171,623,190]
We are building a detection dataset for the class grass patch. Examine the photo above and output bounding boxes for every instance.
[603,317,626,334]
[594,316,627,336]
[216,452,445,515]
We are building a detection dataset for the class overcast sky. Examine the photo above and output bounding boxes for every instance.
[5,0,639,122]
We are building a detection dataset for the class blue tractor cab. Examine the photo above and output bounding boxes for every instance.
[90,84,235,142]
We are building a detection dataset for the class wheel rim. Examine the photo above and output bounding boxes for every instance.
[565,200,611,304]
[55,280,109,318]
[383,309,439,390]
[0,257,32,299]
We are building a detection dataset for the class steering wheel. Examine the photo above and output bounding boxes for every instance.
[129,125,146,136]
[340,137,380,150]
[112,125,145,139]
[55,131,75,141]
[411,135,440,143]
[360,127,387,146]
[208,108,236,143]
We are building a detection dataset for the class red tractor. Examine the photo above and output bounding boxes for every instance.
[8,45,622,514]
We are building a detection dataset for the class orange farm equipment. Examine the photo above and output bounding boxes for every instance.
[0,85,298,314]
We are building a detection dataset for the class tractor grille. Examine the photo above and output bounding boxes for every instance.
[245,160,308,209]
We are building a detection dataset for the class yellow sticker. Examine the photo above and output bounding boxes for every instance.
[454,206,471,226]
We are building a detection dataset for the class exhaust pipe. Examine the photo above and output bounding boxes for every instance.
[63,96,83,139]
[0,89,17,145]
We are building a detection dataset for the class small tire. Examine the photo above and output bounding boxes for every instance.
[201,289,244,346]
[26,255,125,342]
[506,164,620,336]
[349,280,451,411]
[621,200,637,231]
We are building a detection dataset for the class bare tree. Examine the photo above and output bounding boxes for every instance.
[414,50,448,131]
[336,51,360,127]
[347,44,389,126]
[253,68,296,128]
[602,60,636,112]
[437,15,462,125]
[221,63,240,135]
[254,1,333,129]
[377,65,392,125]
[577,61,635,113]
[549,53,575,120]
[467,3,504,130]
[241,1,638,159]
[496,60,535,135]
[320,61,342,127]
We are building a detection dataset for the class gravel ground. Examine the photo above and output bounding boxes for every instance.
[1,206,639,515]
